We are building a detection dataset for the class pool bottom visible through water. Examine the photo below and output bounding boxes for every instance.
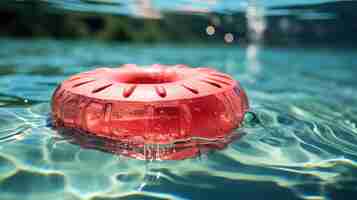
[0,39,357,200]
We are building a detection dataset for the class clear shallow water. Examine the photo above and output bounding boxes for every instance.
[1,38,357,199]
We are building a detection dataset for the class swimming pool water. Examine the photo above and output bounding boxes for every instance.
[0,38,357,199]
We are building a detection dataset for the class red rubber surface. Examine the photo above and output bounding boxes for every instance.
[51,64,249,159]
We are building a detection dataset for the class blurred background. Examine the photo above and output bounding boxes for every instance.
[1,0,357,46]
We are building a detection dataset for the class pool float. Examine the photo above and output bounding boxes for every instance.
[51,64,249,159]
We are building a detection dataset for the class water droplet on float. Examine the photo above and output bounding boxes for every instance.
[194,107,201,112]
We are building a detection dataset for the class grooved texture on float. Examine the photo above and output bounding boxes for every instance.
[51,65,249,159]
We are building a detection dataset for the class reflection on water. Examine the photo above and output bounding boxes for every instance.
[56,125,244,161]
[0,39,357,199]
[245,0,266,81]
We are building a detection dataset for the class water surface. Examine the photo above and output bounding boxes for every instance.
[0,38,357,199]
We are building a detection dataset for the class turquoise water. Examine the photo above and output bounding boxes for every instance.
[4,0,336,16]
[1,38,357,199]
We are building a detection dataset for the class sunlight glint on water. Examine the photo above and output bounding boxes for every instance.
[245,0,266,81]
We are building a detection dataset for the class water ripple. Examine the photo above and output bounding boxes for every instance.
[0,40,357,199]
[0,100,356,199]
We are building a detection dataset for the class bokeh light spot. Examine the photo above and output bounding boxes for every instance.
[224,33,234,43]
[206,25,215,36]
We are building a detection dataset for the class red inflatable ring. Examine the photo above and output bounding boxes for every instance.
[51,64,249,159]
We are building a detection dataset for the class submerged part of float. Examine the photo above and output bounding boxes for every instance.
[51,64,249,160]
